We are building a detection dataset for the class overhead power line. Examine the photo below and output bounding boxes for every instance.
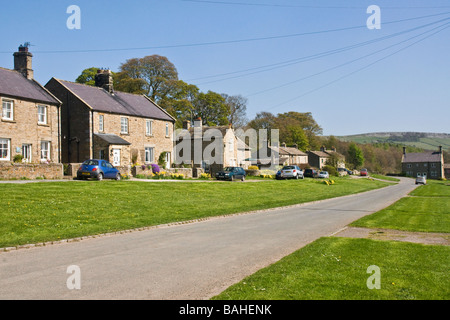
[181,0,450,10]
[0,12,448,54]
[189,16,450,85]
[263,22,450,112]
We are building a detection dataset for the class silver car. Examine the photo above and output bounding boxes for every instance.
[278,165,304,180]
[415,176,426,185]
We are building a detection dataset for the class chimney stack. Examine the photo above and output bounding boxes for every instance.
[182,120,191,130]
[193,117,202,128]
[13,44,33,79]
[403,146,406,155]
[95,69,114,93]
[439,146,442,154]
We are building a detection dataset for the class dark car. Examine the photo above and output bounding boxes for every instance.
[303,168,317,178]
[276,165,304,180]
[77,159,121,181]
[215,166,246,181]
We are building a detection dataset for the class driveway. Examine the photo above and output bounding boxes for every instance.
[0,177,417,299]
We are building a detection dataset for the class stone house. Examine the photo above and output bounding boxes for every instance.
[45,70,175,173]
[401,146,444,179]
[174,118,244,176]
[271,143,308,167]
[308,146,345,169]
[0,45,62,165]
[444,163,450,180]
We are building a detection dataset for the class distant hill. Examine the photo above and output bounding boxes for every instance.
[336,132,450,151]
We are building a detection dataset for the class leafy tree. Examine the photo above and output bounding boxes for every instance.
[75,67,100,86]
[347,142,365,169]
[192,91,229,126]
[221,94,248,128]
[115,55,179,102]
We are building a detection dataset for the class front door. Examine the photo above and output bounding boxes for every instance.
[112,149,121,166]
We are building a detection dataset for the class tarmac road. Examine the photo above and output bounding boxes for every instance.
[0,177,417,300]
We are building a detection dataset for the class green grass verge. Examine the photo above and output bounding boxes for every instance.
[351,180,450,232]
[212,237,450,300]
[369,174,400,182]
[0,177,389,248]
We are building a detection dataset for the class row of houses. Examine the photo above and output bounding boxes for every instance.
[1,45,446,179]
[0,45,346,177]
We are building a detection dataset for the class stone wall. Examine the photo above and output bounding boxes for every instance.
[0,162,63,180]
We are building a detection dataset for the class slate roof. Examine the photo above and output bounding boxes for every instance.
[94,133,131,145]
[0,67,60,105]
[402,152,442,163]
[280,146,307,156]
[53,79,174,122]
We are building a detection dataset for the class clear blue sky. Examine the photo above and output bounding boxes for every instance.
[1,0,449,136]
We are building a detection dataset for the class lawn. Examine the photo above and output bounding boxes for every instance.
[212,237,449,300]
[212,179,450,300]
[0,177,389,248]
[351,180,450,232]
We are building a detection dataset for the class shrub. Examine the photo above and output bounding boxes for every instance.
[13,154,23,163]
[151,164,160,174]
[199,173,211,180]
[248,165,259,170]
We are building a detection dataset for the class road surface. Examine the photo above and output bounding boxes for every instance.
[0,177,417,300]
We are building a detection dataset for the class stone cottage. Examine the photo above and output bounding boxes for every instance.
[0,45,62,165]
[45,70,175,173]
[174,118,244,176]
[402,146,444,179]
[308,146,345,169]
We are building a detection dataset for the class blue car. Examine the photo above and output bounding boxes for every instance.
[77,159,121,181]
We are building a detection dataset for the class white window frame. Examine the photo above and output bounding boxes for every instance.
[22,144,32,162]
[121,117,129,134]
[2,99,14,121]
[40,141,51,161]
[145,147,154,163]
[165,123,170,137]
[0,138,11,161]
[37,105,48,124]
[146,120,153,136]
[99,114,104,132]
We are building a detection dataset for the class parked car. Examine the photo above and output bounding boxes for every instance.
[338,167,353,175]
[317,171,329,179]
[304,168,317,178]
[77,159,121,181]
[360,168,368,176]
[215,166,246,181]
[415,176,426,185]
[276,165,304,180]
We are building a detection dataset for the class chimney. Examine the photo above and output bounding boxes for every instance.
[228,123,232,129]
[95,69,114,93]
[193,117,202,128]
[320,145,326,152]
[439,146,442,154]
[403,146,406,155]
[182,120,191,130]
[331,146,336,152]
[281,142,286,148]
[13,44,33,79]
